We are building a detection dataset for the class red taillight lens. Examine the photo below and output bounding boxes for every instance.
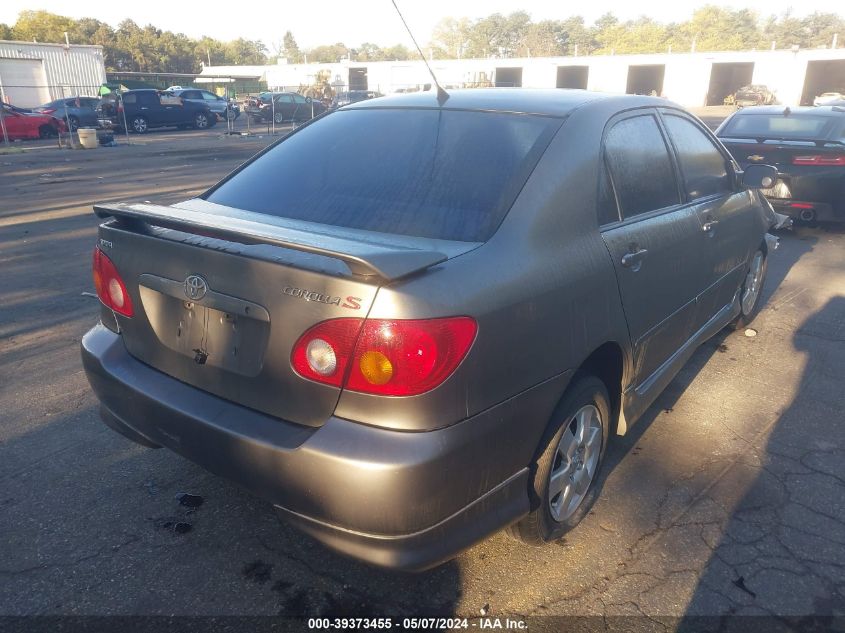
[117,104,124,113]
[92,248,134,317]
[792,155,845,166]
[291,317,477,396]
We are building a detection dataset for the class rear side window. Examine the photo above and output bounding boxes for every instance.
[664,114,731,200]
[206,109,560,242]
[604,115,680,218]
[122,93,137,104]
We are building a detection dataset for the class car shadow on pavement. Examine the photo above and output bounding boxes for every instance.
[678,295,845,628]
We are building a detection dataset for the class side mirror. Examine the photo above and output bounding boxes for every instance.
[741,164,778,189]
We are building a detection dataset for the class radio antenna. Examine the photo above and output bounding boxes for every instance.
[390,0,449,106]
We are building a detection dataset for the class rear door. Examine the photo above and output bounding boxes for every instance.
[660,110,757,328]
[135,91,160,124]
[158,91,187,125]
[600,111,709,385]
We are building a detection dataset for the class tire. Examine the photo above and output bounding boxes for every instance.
[730,247,768,330]
[193,112,210,130]
[130,116,148,134]
[509,376,611,545]
[38,124,56,139]
[67,116,80,132]
[273,111,284,124]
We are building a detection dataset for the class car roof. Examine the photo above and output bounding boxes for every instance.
[730,105,845,118]
[344,88,660,117]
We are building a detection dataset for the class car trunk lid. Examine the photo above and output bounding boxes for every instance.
[93,200,472,427]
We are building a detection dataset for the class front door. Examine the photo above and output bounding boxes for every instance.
[600,111,710,386]
[659,110,758,327]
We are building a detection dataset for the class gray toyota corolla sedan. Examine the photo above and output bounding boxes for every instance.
[82,89,779,570]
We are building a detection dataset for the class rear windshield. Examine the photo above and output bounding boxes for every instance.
[720,114,834,140]
[205,108,560,242]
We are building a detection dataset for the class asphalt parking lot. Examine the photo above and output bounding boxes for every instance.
[1,120,843,628]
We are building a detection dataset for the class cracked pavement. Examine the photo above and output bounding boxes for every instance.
[1,130,843,624]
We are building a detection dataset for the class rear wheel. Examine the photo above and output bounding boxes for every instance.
[38,124,56,139]
[67,115,80,132]
[509,376,610,545]
[193,112,210,129]
[130,116,148,134]
[731,248,768,330]
[273,111,285,124]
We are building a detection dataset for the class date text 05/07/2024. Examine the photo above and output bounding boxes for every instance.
[307,617,528,630]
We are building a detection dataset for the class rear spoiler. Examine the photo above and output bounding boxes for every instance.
[93,202,448,281]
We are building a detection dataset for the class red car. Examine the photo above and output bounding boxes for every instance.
[0,103,67,140]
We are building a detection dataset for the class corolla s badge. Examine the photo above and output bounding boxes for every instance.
[184,275,209,301]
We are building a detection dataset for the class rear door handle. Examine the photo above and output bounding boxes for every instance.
[702,220,720,232]
[621,248,648,269]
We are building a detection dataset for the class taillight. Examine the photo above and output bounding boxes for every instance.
[792,155,845,166]
[291,319,363,387]
[42,108,56,114]
[117,104,124,113]
[92,248,134,317]
[291,317,477,396]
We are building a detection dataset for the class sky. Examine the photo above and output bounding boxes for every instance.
[2,1,845,50]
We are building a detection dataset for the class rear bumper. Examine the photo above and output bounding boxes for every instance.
[81,324,561,570]
[768,199,841,223]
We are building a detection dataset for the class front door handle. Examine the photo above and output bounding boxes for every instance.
[702,219,720,232]
[621,248,648,269]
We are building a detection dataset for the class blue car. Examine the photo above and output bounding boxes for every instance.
[33,97,101,131]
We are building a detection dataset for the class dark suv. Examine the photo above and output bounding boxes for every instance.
[167,88,240,122]
[82,90,779,570]
[102,89,216,133]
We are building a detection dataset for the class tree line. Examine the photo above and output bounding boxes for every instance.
[1,7,843,75]
[427,7,845,59]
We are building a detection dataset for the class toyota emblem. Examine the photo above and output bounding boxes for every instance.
[184,275,209,301]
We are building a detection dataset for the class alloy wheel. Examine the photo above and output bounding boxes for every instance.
[548,404,602,522]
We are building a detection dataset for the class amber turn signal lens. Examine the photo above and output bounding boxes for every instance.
[359,350,394,385]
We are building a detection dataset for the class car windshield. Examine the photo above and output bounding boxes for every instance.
[205,108,561,242]
[721,114,834,139]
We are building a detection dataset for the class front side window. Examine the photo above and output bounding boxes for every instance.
[206,108,561,242]
[664,114,731,200]
[293,94,308,104]
[604,114,680,219]
[202,92,219,101]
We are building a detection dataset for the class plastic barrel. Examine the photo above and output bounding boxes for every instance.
[77,128,98,149]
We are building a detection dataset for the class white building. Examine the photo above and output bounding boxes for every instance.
[0,40,107,107]
[241,48,845,107]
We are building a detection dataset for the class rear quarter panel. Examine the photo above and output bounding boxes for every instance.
[334,104,632,436]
